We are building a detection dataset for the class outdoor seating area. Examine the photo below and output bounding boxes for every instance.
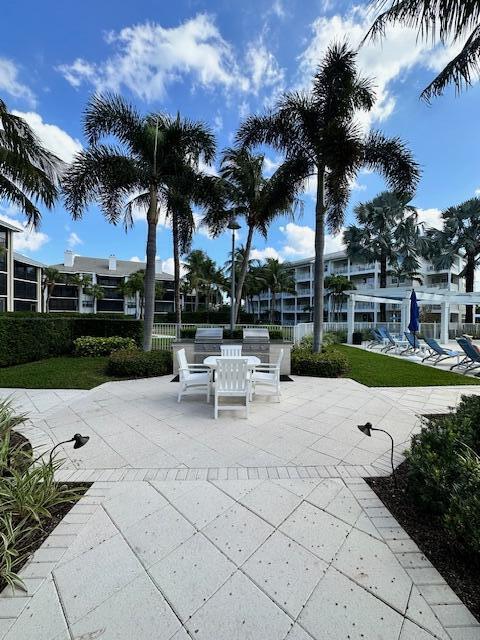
[177,346,284,419]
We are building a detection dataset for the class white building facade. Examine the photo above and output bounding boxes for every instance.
[250,250,465,326]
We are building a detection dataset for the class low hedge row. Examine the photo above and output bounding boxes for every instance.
[407,395,480,554]
[0,316,143,367]
[107,349,173,378]
[158,309,256,324]
[74,336,137,357]
[291,346,350,377]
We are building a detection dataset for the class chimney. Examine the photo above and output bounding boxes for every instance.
[108,254,117,271]
[64,250,74,268]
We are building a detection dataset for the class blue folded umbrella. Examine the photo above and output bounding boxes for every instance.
[408,290,420,334]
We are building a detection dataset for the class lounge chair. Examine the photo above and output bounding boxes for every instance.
[367,328,384,349]
[401,332,423,355]
[422,338,462,366]
[450,337,480,375]
[379,328,408,354]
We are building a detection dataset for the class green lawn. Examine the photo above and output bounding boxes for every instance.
[0,357,116,389]
[335,344,480,387]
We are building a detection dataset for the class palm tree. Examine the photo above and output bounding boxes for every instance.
[259,259,296,323]
[184,249,208,311]
[84,282,105,312]
[207,148,302,322]
[365,1,480,101]
[41,267,63,312]
[0,98,63,227]
[424,197,480,323]
[237,43,419,351]
[324,275,355,322]
[118,269,164,319]
[62,94,215,351]
[244,262,266,321]
[344,191,425,321]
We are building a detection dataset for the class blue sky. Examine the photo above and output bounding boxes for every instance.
[1,0,480,272]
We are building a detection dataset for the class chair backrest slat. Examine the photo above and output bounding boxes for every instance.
[425,337,444,354]
[216,358,249,392]
[220,344,242,357]
[457,337,480,361]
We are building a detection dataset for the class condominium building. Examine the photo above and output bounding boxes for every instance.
[249,250,465,325]
[48,251,175,316]
[0,219,43,312]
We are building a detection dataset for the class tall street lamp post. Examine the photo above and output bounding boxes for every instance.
[228,217,241,333]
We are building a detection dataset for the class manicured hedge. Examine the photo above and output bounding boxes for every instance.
[407,395,480,554]
[157,309,255,324]
[74,336,137,357]
[291,346,350,377]
[107,349,172,378]
[0,316,143,367]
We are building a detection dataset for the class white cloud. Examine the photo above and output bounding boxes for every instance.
[12,110,82,163]
[0,214,49,253]
[271,0,286,19]
[298,5,464,129]
[67,231,82,248]
[0,58,36,106]
[416,207,443,230]
[59,15,250,101]
[238,100,250,119]
[129,256,142,262]
[250,246,283,262]
[213,113,223,132]
[161,257,186,277]
[475,188,480,196]
[245,38,285,99]
[263,155,282,176]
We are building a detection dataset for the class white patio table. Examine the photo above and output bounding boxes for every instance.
[203,355,261,368]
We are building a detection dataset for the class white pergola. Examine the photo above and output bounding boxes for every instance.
[346,287,480,345]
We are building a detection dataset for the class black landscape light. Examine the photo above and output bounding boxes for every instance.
[47,434,90,466]
[357,422,398,490]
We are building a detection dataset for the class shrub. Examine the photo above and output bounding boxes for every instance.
[406,394,480,556]
[73,336,137,357]
[291,346,349,377]
[269,329,284,341]
[443,448,480,554]
[323,330,348,345]
[107,349,173,378]
[0,316,143,367]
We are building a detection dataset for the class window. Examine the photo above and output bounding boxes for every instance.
[97,299,124,312]
[14,280,37,300]
[97,275,122,287]
[0,273,6,296]
[0,231,7,249]
[0,252,6,272]
[101,288,123,300]
[14,300,36,311]
[14,262,37,281]
[0,297,5,312]
[52,284,78,298]
[49,298,78,311]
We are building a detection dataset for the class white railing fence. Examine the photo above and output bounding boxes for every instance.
[151,321,479,350]
[151,323,295,350]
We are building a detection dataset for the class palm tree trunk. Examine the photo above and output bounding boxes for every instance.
[270,291,276,323]
[172,211,182,328]
[379,251,387,323]
[313,168,325,353]
[465,253,475,324]
[234,225,254,323]
[143,190,158,351]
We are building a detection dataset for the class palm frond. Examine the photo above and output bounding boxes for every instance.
[0,174,43,227]
[83,93,145,150]
[362,131,421,194]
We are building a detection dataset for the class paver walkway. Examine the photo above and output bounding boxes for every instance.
[1,376,480,639]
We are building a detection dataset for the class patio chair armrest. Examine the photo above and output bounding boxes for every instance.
[254,364,279,371]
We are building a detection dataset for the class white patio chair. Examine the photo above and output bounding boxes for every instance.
[214,358,250,419]
[176,348,212,403]
[220,344,242,357]
[251,349,283,402]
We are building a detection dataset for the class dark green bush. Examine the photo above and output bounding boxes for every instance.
[269,329,284,341]
[406,394,480,555]
[0,316,143,367]
[158,308,255,324]
[107,349,173,378]
[74,336,137,357]
[291,346,349,377]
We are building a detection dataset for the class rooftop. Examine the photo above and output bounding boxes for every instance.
[50,254,174,280]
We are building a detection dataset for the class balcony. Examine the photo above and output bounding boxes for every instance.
[350,263,375,273]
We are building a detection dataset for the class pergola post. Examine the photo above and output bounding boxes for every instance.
[347,295,355,344]
[440,301,450,344]
[400,299,410,336]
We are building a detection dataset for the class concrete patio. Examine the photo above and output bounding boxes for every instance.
[1,376,480,639]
